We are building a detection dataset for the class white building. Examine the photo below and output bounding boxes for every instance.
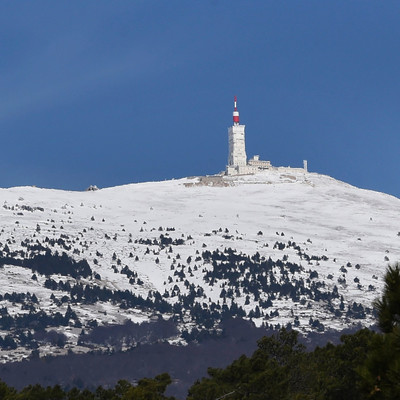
[248,155,271,170]
[225,97,307,176]
[227,123,247,173]
[226,97,272,175]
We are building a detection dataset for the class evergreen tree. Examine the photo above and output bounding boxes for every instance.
[373,263,400,333]
[359,263,400,398]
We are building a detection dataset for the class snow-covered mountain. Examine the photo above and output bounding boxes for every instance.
[0,169,399,362]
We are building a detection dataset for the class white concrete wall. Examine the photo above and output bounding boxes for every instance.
[228,125,247,167]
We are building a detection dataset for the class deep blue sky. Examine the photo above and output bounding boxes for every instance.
[1,1,399,197]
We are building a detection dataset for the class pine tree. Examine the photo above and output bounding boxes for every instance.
[373,263,400,333]
[360,263,400,398]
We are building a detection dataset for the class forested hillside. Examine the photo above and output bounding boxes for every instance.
[0,264,398,399]
[0,171,399,396]
[0,170,398,363]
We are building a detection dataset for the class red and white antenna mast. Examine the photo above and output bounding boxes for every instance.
[233,95,240,125]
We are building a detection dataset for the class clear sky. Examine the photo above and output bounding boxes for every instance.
[1,1,399,197]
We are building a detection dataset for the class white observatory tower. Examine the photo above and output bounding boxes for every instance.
[227,96,247,174]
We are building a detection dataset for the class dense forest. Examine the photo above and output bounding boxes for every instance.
[0,264,399,399]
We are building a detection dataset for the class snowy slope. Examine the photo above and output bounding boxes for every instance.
[0,169,399,361]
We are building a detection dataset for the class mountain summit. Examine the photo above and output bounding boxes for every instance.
[0,169,399,362]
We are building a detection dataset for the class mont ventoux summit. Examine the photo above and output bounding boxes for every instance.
[0,97,399,385]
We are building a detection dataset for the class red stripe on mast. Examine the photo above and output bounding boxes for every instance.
[233,96,240,124]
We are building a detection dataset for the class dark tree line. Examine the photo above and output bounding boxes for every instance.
[0,250,92,279]
[0,373,175,400]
